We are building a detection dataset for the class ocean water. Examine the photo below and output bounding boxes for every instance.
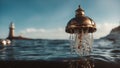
[0,39,120,63]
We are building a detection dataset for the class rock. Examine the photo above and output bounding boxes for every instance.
[110,26,120,34]
[106,25,120,40]
[0,39,11,46]
[102,25,120,44]
[0,40,6,45]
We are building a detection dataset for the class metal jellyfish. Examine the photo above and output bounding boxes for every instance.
[65,5,97,56]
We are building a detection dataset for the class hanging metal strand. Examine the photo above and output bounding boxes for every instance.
[69,28,94,56]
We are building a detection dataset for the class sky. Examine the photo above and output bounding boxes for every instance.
[0,0,120,39]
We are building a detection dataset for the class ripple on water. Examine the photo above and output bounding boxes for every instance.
[111,50,120,53]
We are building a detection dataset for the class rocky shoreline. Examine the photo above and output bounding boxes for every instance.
[100,25,120,44]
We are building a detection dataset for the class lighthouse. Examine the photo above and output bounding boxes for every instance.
[6,22,31,40]
[7,22,15,39]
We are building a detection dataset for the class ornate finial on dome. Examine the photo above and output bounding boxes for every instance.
[75,5,85,17]
[76,5,84,12]
[78,5,80,8]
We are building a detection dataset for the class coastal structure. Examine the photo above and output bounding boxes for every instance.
[7,22,15,39]
[6,22,31,40]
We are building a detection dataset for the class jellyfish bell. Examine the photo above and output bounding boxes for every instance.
[66,5,96,34]
[66,17,96,33]
[66,5,97,56]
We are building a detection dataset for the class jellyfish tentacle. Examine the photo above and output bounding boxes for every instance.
[69,28,94,56]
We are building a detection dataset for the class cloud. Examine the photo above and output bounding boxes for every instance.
[20,22,119,39]
[23,28,46,33]
[20,27,69,39]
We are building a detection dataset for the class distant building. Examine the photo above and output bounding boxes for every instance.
[7,22,31,40]
[7,22,15,39]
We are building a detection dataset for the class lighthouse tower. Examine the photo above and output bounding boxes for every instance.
[7,22,15,39]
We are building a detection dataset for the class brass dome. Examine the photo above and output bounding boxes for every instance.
[65,5,96,34]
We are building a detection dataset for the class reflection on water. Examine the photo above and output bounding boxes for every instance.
[69,57,94,68]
